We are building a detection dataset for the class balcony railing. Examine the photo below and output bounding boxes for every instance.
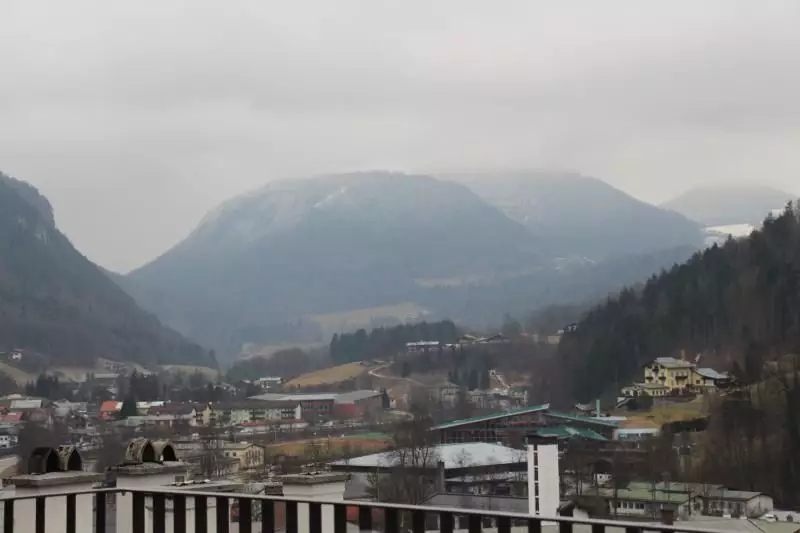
[0,487,730,533]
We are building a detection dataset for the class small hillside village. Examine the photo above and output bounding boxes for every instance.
[0,343,795,533]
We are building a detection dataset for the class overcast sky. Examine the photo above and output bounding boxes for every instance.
[2,1,799,272]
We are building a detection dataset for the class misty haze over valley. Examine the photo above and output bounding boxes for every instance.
[1,2,799,366]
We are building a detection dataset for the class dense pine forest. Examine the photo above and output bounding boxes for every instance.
[329,320,460,364]
[556,203,800,506]
[558,202,800,402]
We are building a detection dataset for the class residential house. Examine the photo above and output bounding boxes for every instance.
[428,381,460,407]
[406,341,441,354]
[693,368,731,391]
[249,393,341,422]
[99,400,122,420]
[222,442,266,472]
[213,401,301,427]
[0,431,17,448]
[333,390,385,420]
[146,404,198,428]
[638,357,730,397]
[643,357,696,394]
[701,488,774,518]
[597,482,775,520]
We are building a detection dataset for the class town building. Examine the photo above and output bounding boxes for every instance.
[221,442,266,472]
[633,357,730,397]
[213,400,302,426]
[594,482,774,521]
[250,390,384,422]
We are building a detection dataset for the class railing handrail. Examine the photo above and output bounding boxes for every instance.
[130,487,727,533]
[0,487,117,503]
[0,485,732,533]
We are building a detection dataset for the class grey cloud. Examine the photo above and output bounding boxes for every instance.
[1,0,799,271]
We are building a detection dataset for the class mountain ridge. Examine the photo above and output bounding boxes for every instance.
[453,171,704,259]
[0,172,216,369]
[125,171,705,362]
[662,184,797,226]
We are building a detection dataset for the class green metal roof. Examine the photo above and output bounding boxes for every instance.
[430,403,551,431]
[531,425,608,441]
[544,410,621,428]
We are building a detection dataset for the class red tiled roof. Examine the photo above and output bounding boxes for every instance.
[0,412,24,422]
[100,401,120,413]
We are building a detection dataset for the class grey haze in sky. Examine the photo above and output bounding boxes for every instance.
[1,1,799,272]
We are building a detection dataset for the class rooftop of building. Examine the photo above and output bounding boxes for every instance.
[649,357,696,369]
[330,442,525,470]
[4,470,105,488]
[597,486,692,505]
[695,368,729,380]
[530,425,608,441]
[249,390,381,404]
[222,441,265,450]
[429,403,551,431]
[544,411,621,428]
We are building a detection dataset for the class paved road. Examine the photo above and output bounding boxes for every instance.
[0,455,19,477]
[368,362,424,386]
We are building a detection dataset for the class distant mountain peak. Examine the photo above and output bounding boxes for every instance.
[662,184,797,226]
[453,171,703,260]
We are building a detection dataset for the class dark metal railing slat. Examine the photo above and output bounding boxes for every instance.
[384,507,399,533]
[96,492,107,533]
[238,497,253,533]
[309,502,322,533]
[0,487,736,533]
[132,492,144,533]
[359,505,372,532]
[34,497,45,533]
[412,510,425,533]
[440,511,455,533]
[194,496,207,533]
[66,494,76,533]
[153,493,166,533]
[261,500,275,533]
[333,504,348,533]
[286,501,299,533]
[497,516,511,533]
[216,497,230,533]
[468,513,482,533]
[174,495,187,533]
[3,500,12,533]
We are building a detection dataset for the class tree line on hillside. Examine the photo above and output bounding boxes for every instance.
[557,203,800,403]
[691,354,800,508]
[226,348,322,382]
[329,320,459,364]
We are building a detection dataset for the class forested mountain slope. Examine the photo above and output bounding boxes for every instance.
[558,203,800,402]
[0,172,215,368]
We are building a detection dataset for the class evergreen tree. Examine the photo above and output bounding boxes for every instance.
[118,397,138,419]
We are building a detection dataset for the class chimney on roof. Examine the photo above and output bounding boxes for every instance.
[528,436,559,519]
[435,460,445,493]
